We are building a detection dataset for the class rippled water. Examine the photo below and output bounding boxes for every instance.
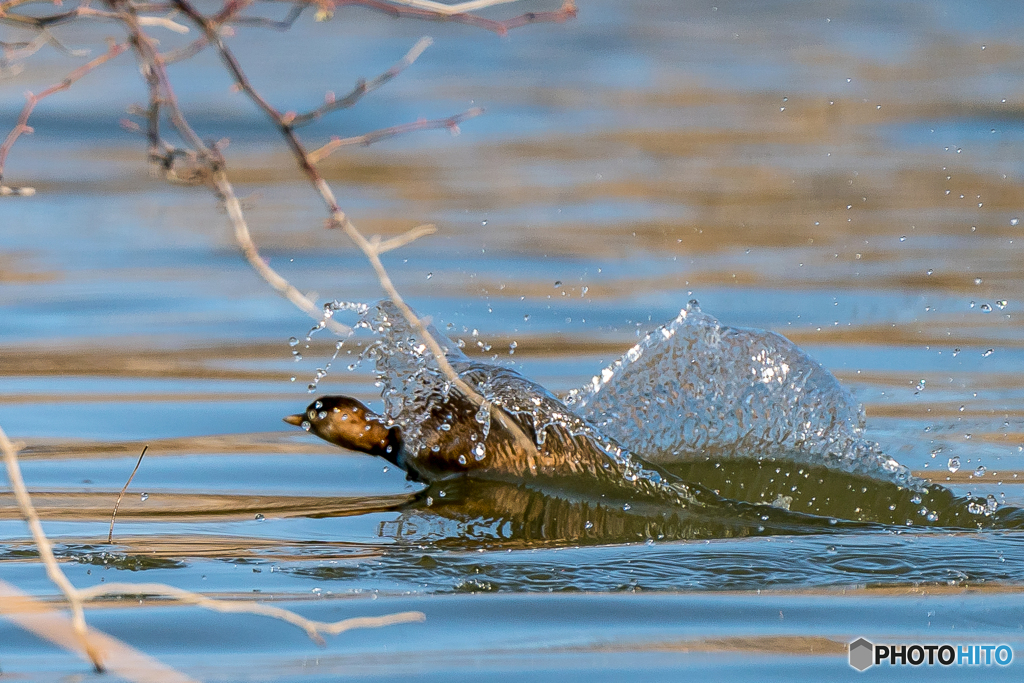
[3,0,1024,679]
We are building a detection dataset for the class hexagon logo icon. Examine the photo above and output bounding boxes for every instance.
[849,638,874,671]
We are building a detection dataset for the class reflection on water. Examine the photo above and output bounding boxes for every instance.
[3,0,1024,677]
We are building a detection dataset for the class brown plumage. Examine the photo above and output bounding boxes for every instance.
[285,373,682,504]
[285,396,402,466]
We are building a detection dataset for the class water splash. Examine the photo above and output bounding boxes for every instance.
[566,301,922,490]
[365,301,689,502]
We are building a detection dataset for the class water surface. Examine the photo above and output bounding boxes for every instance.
[2,0,1024,679]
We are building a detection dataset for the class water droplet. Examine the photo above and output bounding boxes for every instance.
[986,494,999,514]
[288,337,299,346]
[554,280,563,288]
[926,269,933,275]
[481,219,488,226]
[980,303,992,312]
[899,235,906,242]
[523,314,530,321]
[254,513,265,521]
[982,349,994,357]
[622,503,631,511]
[1012,217,1020,226]
[426,272,433,279]
[948,456,961,473]
[996,300,1008,309]
[382,466,389,473]
[140,492,149,502]
[473,443,486,461]
[509,341,517,355]
[300,420,311,431]
[974,465,987,477]
[826,545,837,555]
[457,454,467,465]
[974,278,983,285]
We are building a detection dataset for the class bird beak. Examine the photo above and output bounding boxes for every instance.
[283,414,304,427]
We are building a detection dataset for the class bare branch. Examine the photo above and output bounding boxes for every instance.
[168,0,544,459]
[326,0,578,36]
[137,14,190,33]
[0,39,128,195]
[289,35,433,128]
[76,583,425,646]
[306,107,481,163]
[384,0,521,15]
[0,426,104,670]
[0,578,199,683]
[159,35,207,63]
[376,222,436,253]
[230,2,306,29]
[213,168,355,336]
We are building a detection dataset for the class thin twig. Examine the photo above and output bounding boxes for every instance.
[77,583,426,646]
[214,168,355,336]
[0,40,128,193]
[230,2,306,29]
[0,426,104,670]
[326,0,578,36]
[376,222,436,253]
[0,578,198,683]
[107,445,148,544]
[306,107,481,163]
[373,0,522,14]
[137,13,190,32]
[289,35,433,128]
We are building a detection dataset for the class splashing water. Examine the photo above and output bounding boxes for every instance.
[302,300,1024,531]
[365,302,685,501]
[566,301,921,490]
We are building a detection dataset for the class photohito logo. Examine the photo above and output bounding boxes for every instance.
[849,638,1013,671]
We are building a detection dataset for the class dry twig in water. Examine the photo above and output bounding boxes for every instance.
[108,445,148,544]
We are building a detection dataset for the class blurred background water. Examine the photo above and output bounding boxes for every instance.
[2,0,1024,679]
